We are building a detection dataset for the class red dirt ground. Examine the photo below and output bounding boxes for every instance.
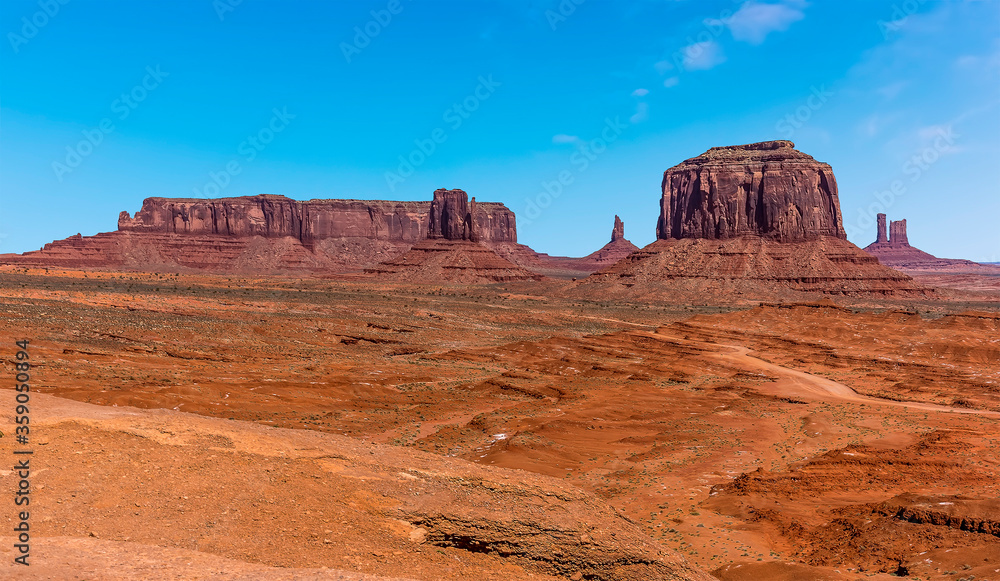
[1,266,998,580]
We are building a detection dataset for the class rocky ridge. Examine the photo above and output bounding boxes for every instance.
[1,194,517,273]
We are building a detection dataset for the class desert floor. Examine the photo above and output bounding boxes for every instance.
[1,267,998,580]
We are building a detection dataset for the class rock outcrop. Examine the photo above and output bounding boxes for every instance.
[428,188,479,241]
[578,236,927,301]
[611,215,625,242]
[889,218,909,246]
[864,214,996,273]
[657,140,845,242]
[582,215,639,268]
[578,141,927,299]
[876,213,889,244]
[2,194,517,273]
[490,216,639,278]
[368,189,540,283]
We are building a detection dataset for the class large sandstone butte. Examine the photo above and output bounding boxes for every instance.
[580,141,927,298]
[657,140,845,242]
[1,194,517,273]
[863,213,997,274]
[368,189,540,283]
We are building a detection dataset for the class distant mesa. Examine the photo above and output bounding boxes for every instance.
[863,213,994,273]
[0,188,634,279]
[581,141,928,298]
[0,193,518,274]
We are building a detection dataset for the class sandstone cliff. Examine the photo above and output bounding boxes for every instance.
[657,140,845,242]
[369,189,540,283]
[580,141,925,298]
[3,193,518,273]
[428,188,480,241]
[611,215,625,242]
[118,194,516,244]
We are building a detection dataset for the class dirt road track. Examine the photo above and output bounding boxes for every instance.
[638,330,1000,419]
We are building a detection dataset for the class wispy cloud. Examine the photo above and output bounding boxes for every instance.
[552,134,579,144]
[710,0,807,45]
[631,88,649,97]
[663,76,680,88]
[876,81,908,100]
[654,60,674,75]
[858,112,903,138]
[630,102,649,124]
[680,40,726,71]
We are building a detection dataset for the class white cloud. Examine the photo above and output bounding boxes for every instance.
[630,102,649,124]
[680,40,726,71]
[551,134,579,144]
[711,0,807,45]
[663,76,680,88]
[917,124,961,153]
[654,60,674,74]
[876,81,908,100]
[631,88,649,97]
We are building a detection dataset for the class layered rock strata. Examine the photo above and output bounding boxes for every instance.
[583,236,927,299]
[118,194,516,244]
[428,188,480,241]
[657,140,845,242]
[584,141,927,297]
[368,189,540,283]
[2,194,517,273]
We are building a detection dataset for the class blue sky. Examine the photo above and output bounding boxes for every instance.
[1,0,998,260]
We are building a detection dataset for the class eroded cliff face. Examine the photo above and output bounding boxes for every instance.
[3,193,517,273]
[118,194,517,244]
[429,189,476,241]
[611,215,625,243]
[657,140,846,242]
